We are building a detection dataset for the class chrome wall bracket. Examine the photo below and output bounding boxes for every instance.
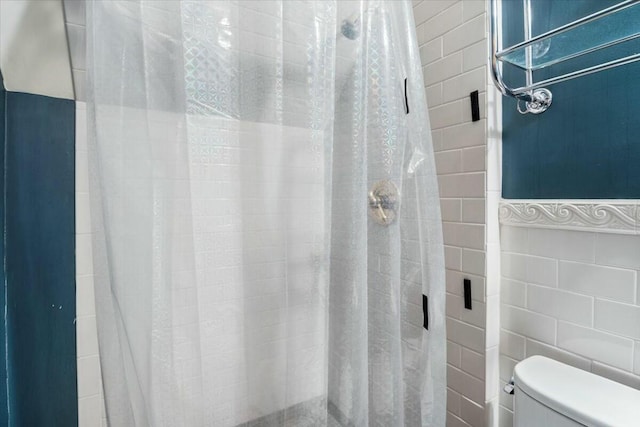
[490,0,640,115]
[517,88,552,115]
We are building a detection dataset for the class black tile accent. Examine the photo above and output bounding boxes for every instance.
[464,278,472,310]
[423,294,429,330]
[470,90,480,122]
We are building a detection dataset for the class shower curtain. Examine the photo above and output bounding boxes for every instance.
[86,1,445,426]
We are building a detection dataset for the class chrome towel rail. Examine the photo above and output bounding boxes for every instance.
[490,0,640,114]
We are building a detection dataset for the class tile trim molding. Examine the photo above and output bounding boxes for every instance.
[499,200,639,234]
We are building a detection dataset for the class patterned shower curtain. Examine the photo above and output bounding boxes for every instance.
[86,1,445,425]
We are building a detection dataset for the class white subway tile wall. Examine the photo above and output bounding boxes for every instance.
[413,1,490,426]
[76,102,107,427]
[69,30,94,427]
[500,225,640,424]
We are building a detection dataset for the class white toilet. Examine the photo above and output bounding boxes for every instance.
[513,356,640,427]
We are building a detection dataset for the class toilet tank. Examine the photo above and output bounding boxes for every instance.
[513,356,640,427]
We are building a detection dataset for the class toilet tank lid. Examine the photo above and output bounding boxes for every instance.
[514,356,640,427]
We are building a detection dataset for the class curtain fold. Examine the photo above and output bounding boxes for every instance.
[87,1,445,425]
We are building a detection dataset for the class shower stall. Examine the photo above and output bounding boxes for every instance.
[86,0,445,425]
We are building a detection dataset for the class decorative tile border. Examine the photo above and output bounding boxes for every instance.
[499,200,639,234]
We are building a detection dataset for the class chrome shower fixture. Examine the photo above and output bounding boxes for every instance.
[368,180,399,226]
[341,13,360,40]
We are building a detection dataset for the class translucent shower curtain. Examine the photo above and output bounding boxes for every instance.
[86,1,445,426]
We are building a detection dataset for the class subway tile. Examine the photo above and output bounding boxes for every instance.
[421,2,463,39]
[438,174,464,198]
[463,40,486,72]
[75,103,87,148]
[426,82,443,107]
[501,252,526,282]
[500,388,514,411]
[500,225,528,254]
[78,395,102,427]
[461,347,485,380]
[455,223,485,250]
[441,120,486,150]
[446,270,466,295]
[444,15,486,55]
[424,53,463,87]
[500,330,525,360]
[446,270,486,302]
[76,275,96,317]
[420,37,442,65]
[595,233,640,269]
[635,341,640,375]
[525,255,557,287]
[414,0,458,25]
[447,388,462,415]
[441,198,462,222]
[415,22,428,46]
[435,149,463,174]
[448,340,462,368]
[527,285,593,326]
[499,355,518,382]
[528,228,595,263]
[76,315,99,357]
[76,150,89,192]
[595,299,640,339]
[429,100,463,129]
[460,395,485,426]
[500,278,526,307]
[76,193,92,234]
[558,322,634,370]
[460,297,486,329]
[443,222,459,246]
[445,246,462,270]
[462,198,485,224]
[447,317,485,353]
[461,172,485,198]
[559,261,636,303]
[77,356,101,398]
[431,129,444,151]
[76,234,94,276]
[447,293,463,320]
[462,146,486,173]
[462,248,485,276]
[442,67,486,103]
[591,361,640,390]
[499,406,513,427]
[448,365,485,405]
[463,0,486,20]
[447,412,472,427]
[501,305,556,345]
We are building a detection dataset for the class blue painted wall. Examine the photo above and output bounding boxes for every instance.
[4,90,77,426]
[502,0,640,199]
